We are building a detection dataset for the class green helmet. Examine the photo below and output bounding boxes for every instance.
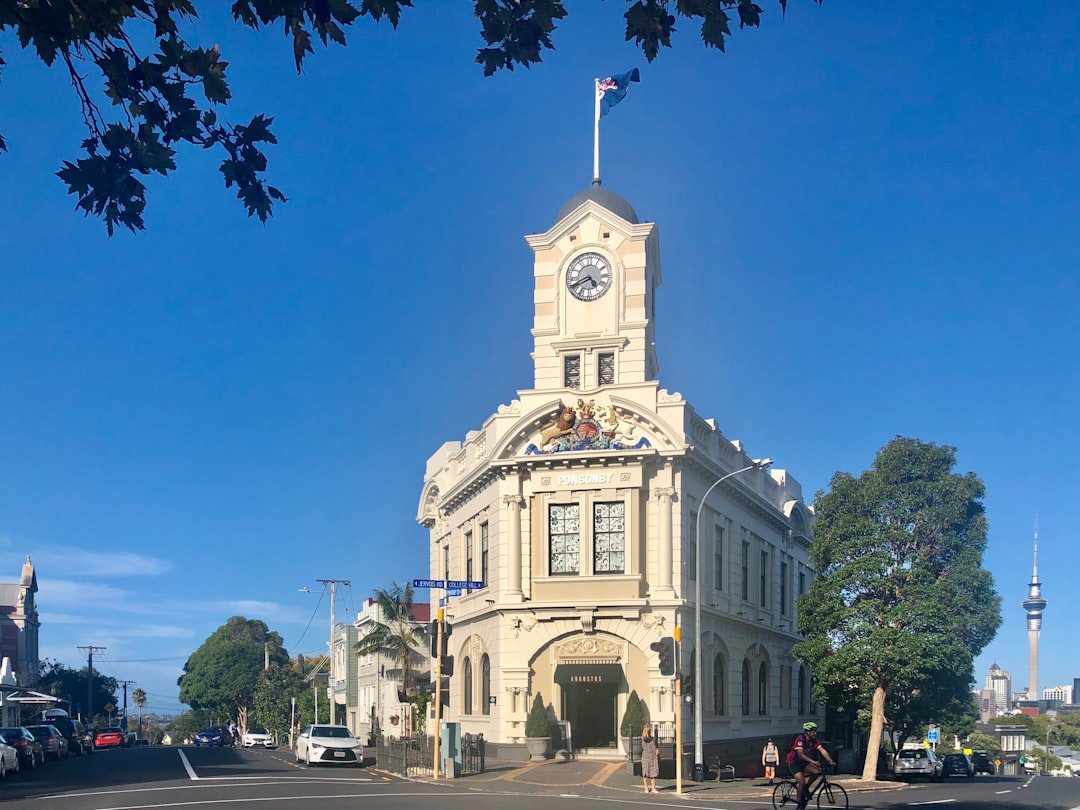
[803,722,818,731]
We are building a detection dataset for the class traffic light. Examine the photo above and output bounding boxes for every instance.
[440,655,454,678]
[651,636,675,676]
[681,672,694,702]
[429,619,453,656]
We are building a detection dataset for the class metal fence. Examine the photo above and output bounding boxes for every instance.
[373,732,486,777]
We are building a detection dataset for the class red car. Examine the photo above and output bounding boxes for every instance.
[94,728,126,749]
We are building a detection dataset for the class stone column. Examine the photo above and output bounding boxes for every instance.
[504,495,525,601]
[654,488,676,597]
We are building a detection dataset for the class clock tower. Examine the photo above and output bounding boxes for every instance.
[525,181,661,393]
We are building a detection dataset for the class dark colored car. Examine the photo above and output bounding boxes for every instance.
[942,753,974,777]
[94,728,126,749]
[194,727,230,747]
[0,728,45,769]
[47,717,94,756]
[970,750,996,775]
[25,724,68,760]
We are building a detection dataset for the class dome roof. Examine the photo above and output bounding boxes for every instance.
[556,180,639,225]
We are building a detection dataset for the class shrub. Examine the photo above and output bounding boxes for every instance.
[525,693,550,737]
[620,690,646,738]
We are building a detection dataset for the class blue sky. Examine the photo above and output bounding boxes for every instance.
[1,3,1076,717]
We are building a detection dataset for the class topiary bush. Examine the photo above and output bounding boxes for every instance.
[525,693,550,737]
[620,690,646,738]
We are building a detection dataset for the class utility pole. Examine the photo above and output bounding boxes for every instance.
[119,680,135,731]
[316,578,350,725]
[77,645,106,725]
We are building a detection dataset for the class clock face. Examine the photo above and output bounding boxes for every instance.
[565,253,613,301]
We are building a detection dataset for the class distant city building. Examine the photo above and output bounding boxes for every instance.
[986,662,1012,715]
[0,557,40,685]
[976,687,998,723]
[1044,684,1073,703]
[1021,527,1047,701]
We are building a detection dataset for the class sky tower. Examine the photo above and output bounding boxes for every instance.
[1021,526,1048,702]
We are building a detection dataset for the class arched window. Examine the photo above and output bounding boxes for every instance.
[798,666,807,715]
[463,657,473,715]
[741,658,751,716]
[758,661,769,715]
[712,654,725,715]
[481,654,491,715]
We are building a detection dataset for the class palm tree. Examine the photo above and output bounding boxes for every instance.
[354,583,428,724]
[132,688,147,735]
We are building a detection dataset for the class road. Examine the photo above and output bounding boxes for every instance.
[0,746,1076,810]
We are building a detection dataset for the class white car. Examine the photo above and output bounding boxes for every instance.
[294,724,363,766]
[242,727,275,749]
[0,734,20,778]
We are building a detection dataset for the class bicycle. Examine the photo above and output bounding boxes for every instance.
[772,762,848,810]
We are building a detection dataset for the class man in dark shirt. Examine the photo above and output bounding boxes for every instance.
[791,722,835,809]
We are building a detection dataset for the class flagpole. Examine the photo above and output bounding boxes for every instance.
[593,78,601,183]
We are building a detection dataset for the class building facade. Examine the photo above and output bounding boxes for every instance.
[416,185,819,758]
[0,557,40,685]
[986,662,1012,716]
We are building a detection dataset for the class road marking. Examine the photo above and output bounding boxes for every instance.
[907,801,956,806]
[994,789,1012,794]
[178,750,198,780]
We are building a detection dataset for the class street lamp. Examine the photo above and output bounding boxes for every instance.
[692,457,773,781]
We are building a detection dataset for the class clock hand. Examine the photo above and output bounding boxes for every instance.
[569,273,594,288]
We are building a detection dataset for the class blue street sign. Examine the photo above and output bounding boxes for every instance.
[927,730,939,743]
[447,580,484,590]
[446,588,463,597]
[413,579,445,589]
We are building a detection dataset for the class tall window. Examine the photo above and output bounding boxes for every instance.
[713,525,724,591]
[687,511,697,581]
[798,667,807,715]
[759,548,768,607]
[780,666,790,710]
[798,569,806,596]
[549,504,580,575]
[741,541,750,600]
[598,352,615,386]
[758,661,769,715]
[481,654,491,715]
[741,659,751,716]
[780,560,788,615]
[564,355,581,388]
[593,502,625,573]
[463,657,473,715]
[443,544,450,581]
[465,530,474,588]
[712,655,726,715]
[480,522,489,586]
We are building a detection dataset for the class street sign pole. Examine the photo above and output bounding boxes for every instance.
[675,625,682,795]
[433,609,445,779]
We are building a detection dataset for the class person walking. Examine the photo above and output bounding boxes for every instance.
[640,725,660,793]
[762,737,779,782]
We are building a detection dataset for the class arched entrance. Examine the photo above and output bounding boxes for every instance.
[554,662,622,750]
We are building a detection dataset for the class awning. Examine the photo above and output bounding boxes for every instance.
[1,689,61,704]
[553,663,622,684]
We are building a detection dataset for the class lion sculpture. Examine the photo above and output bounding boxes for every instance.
[540,404,576,448]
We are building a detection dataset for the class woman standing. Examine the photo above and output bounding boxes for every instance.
[641,725,660,793]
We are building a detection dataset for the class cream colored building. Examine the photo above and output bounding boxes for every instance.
[417,184,819,758]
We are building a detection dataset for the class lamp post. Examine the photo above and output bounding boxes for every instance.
[692,458,773,781]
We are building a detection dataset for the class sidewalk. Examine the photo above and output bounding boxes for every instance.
[408,756,901,799]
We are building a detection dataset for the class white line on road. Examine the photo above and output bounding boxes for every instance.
[178,749,198,780]
[907,801,956,806]
[994,789,1012,794]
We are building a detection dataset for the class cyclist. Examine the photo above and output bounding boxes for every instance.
[790,722,835,810]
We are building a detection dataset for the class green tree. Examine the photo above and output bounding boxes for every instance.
[0,1,821,234]
[131,688,147,735]
[35,659,119,723]
[967,731,1001,758]
[178,616,290,731]
[251,663,308,743]
[794,437,1001,781]
[354,583,427,721]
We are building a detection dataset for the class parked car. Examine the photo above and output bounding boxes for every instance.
[94,728,126,749]
[25,725,68,761]
[0,734,19,777]
[294,724,363,766]
[0,728,45,769]
[48,716,94,755]
[970,750,996,775]
[133,738,151,746]
[194,727,230,747]
[242,727,275,749]
[894,747,943,782]
[941,753,974,777]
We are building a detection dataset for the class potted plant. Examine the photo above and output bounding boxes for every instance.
[620,690,646,767]
[524,692,551,761]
